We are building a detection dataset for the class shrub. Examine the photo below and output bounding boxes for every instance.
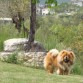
[6,53,18,64]
[73,58,83,75]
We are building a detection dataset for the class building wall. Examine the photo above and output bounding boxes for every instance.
[71,0,83,6]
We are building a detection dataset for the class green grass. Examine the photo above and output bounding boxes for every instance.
[0,61,83,83]
[0,23,24,51]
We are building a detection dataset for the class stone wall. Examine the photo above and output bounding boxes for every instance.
[18,52,46,67]
[0,52,46,68]
[0,38,47,68]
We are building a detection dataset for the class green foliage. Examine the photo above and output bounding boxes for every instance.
[54,2,80,14]
[8,0,30,20]
[73,65,83,75]
[32,0,39,3]
[45,0,57,7]
[36,15,83,51]
[73,57,83,75]
[6,53,17,64]
[0,23,23,51]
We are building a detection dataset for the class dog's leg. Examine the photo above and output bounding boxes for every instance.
[45,64,55,74]
[57,68,64,75]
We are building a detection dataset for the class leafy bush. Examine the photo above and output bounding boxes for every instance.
[73,58,83,75]
[6,53,17,64]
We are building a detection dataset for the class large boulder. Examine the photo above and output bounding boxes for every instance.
[4,38,28,52]
[4,38,46,52]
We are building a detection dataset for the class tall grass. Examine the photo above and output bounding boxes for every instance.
[35,27,66,51]
[0,23,24,51]
[35,24,83,51]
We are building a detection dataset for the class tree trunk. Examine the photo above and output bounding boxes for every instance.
[26,0,36,51]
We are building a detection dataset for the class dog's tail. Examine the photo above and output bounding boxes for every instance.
[44,49,59,70]
[48,49,59,57]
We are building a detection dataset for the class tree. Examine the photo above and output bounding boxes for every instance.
[25,0,57,51]
[25,0,36,51]
[8,0,57,51]
[9,0,30,37]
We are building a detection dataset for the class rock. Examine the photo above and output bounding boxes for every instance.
[0,51,46,68]
[0,52,13,56]
[4,38,46,52]
[17,52,46,68]
[4,38,28,52]
[1,38,47,68]
[24,41,46,52]
[0,52,13,61]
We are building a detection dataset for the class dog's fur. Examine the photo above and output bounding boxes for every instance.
[44,49,75,75]
[44,49,59,74]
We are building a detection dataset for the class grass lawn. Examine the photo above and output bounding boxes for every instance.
[0,61,83,83]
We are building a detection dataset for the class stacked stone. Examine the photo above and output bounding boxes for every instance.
[0,38,46,68]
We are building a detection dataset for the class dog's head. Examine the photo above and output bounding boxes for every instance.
[58,50,75,65]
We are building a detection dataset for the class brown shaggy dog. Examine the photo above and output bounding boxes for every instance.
[44,49,59,74]
[44,49,75,75]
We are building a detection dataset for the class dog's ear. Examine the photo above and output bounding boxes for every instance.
[61,50,67,54]
[70,51,75,59]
